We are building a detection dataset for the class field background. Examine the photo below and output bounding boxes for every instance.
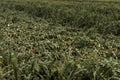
[0,0,120,80]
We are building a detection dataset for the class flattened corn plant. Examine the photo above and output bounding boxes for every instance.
[0,0,120,80]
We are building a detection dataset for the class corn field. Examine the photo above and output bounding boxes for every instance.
[0,0,120,80]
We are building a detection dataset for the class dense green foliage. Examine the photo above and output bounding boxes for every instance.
[1,0,120,35]
[0,0,120,80]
